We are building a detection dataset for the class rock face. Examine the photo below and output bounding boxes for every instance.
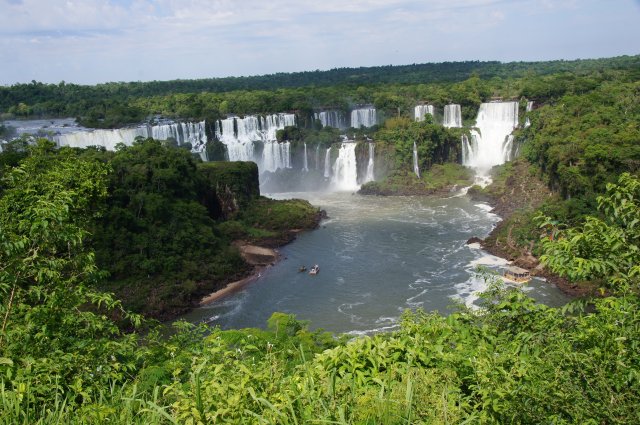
[198,161,260,219]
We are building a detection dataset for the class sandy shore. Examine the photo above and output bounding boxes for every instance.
[199,243,279,306]
[199,270,265,305]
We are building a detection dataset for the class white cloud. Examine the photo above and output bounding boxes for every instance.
[0,0,638,84]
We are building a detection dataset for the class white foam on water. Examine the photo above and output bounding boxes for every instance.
[474,203,493,212]
[470,254,510,267]
[346,324,400,337]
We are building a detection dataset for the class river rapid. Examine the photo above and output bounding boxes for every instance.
[182,191,570,335]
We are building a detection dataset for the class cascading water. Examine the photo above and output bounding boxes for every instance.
[364,143,375,183]
[215,113,295,172]
[262,141,291,173]
[215,117,254,162]
[465,101,519,186]
[55,121,207,153]
[414,105,435,122]
[324,147,332,178]
[350,108,377,128]
[413,141,420,178]
[525,101,534,128]
[443,104,462,128]
[302,143,309,172]
[314,110,347,129]
[461,135,474,166]
[331,143,359,191]
[315,145,320,170]
[151,122,207,151]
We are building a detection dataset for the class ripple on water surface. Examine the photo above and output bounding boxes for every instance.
[181,192,570,334]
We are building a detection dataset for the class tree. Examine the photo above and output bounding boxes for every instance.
[0,140,141,404]
[538,172,640,292]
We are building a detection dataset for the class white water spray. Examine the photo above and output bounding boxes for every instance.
[351,108,377,128]
[443,104,462,128]
[324,147,332,178]
[524,101,534,128]
[414,105,435,122]
[215,113,295,171]
[465,101,519,186]
[302,143,309,172]
[413,141,420,178]
[55,121,208,153]
[364,143,375,183]
[331,143,359,191]
[315,110,347,129]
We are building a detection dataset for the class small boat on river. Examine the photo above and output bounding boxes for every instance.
[503,266,531,284]
[298,266,307,272]
[309,265,320,275]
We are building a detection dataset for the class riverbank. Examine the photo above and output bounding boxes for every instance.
[467,159,597,297]
[198,209,326,307]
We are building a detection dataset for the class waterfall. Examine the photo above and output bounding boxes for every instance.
[302,143,309,172]
[324,147,332,178]
[331,143,359,191]
[350,108,377,128]
[215,113,295,171]
[151,121,208,151]
[461,134,475,166]
[443,104,462,128]
[524,101,534,128]
[464,101,519,185]
[364,143,375,183]
[314,110,347,129]
[413,141,420,178]
[215,118,254,162]
[315,144,320,170]
[414,105,435,122]
[55,121,208,153]
[262,140,291,173]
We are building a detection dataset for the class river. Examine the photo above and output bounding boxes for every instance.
[182,191,570,335]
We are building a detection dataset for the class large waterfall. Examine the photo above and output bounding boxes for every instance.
[331,143,359,191]
[350,108,377,128]
[262,141,291,173]
[324,147,332,178]
[464,101,519,184]
[314,110,347,129]
[414,105,435,122]
[55,121,207,152]
[413,141,420,178]
[215,113,296,172]
[443,104,462,128]
[315,145,320,170]
[364,143,375,183]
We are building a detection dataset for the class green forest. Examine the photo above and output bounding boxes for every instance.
[1,55,640,423]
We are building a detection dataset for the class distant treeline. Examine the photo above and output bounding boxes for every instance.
[1,55,639,128]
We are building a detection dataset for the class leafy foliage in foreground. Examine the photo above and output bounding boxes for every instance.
[2,149,640,423]
[539,172,640,291]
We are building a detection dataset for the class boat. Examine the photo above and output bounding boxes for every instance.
[298,266,307,272]
[309,264,320,275]
[503,266,531,284]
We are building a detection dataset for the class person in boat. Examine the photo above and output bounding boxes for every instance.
[299,265,307,272]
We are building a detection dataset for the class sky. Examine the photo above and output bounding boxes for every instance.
[0,0,639,86]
